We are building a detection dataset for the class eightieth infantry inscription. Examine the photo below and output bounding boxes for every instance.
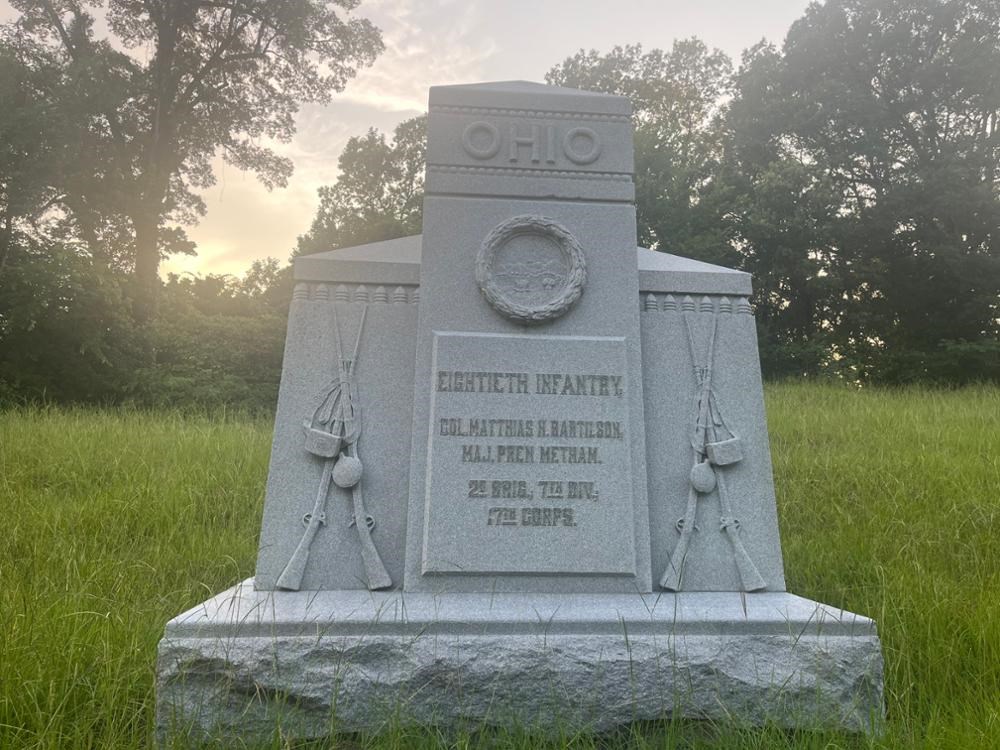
[156,81,884,743]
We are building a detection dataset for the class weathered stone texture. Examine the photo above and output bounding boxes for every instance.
[158,616,882,740]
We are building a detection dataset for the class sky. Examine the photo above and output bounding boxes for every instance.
[1,0,813,278]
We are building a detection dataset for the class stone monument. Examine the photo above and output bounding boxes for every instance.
[156,81,883,741]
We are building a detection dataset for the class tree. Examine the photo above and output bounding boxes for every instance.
[0,235,143,403]
[0,31,62,281]
[133,260,290,409]
[299,44,734,262]
[296,114,425,256]
[546,42,738,265]
[8,0,383,323]
[730,0,1000,382]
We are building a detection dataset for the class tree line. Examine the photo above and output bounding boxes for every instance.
[0,0,379,407]
[2,0,998,408]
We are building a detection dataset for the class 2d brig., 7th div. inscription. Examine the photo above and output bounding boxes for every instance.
[422,332,635,576]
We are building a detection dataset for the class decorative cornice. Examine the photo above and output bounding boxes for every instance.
[428,164,632,183]
[293,283,419,304]
[640,293,753,315]
[430,105,631,123]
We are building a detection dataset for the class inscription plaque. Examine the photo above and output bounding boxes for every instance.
[422,332,636,576]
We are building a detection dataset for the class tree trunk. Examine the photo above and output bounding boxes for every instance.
[63,194,109,270]
[0,213,14,283]
[129,6,182,328]
[132,212,160,326]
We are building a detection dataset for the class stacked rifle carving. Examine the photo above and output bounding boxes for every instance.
[276,305,392,591]
[276,291,761,593]
[661,297,766,593]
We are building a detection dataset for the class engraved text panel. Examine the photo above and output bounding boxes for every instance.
[422,332,636,576]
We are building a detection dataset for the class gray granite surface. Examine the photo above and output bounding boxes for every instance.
[422,332,636,577]
[295,237,751,295]
[425,81,634,203]
[402,81,653,594]
[157,582,884,740]
[254,293,418,591]
[642,295,786,591]
[159,80,882,741]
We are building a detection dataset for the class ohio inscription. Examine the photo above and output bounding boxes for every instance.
[421,332,636,576]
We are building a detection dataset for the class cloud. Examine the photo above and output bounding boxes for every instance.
[162,161,316,278]
[175,98,423,278]
[4,0,814,277]
[337,0,498,113]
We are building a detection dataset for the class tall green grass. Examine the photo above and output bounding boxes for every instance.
[0,408,269,749]
[1,384,998,749]
[769,383,1000,748]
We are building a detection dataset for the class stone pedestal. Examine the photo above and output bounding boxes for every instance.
[157,581,883,741]
[155,81,884,742]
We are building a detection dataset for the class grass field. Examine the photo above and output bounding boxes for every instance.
[1,383,998,749]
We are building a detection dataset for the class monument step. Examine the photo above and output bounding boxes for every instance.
[157,581,884,740]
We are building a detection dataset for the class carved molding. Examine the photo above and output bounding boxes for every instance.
[430,104,631,123]
[294,284,419,304]
[428,164,631,182]
[640,294,753,315]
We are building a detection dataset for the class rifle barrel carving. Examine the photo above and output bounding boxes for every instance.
[276,305,391,592]
[346,443,391,590]
[661,303,765,593]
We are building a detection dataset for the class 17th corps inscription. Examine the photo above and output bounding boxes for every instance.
[422,332,635,576]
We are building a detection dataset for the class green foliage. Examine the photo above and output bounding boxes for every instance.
[2,386,999,747]
[131,264,291,410]
[0,247,290,410]
[5,0,384,319]
[0,237,143,404]
[0,31,63,270]
[0,407,268,748]
[542,2,1000,383]
[768,383,1000,746]
[547,41,737,264]
[729,0,1000,382]
[296,115,426,256]
[4,0,1000,403]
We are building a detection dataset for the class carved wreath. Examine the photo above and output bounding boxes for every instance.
[475,215,587,324]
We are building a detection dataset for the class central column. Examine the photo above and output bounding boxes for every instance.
[403,81,652,593]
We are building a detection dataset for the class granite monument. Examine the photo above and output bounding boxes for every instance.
[156,81,884,741]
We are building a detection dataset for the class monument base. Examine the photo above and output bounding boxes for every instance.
[155,581,883,743]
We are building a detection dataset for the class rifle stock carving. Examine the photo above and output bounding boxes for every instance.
[276,305,391,592]
[660,300,765,593]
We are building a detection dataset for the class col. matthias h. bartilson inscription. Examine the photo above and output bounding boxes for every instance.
[156,81,884,743]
